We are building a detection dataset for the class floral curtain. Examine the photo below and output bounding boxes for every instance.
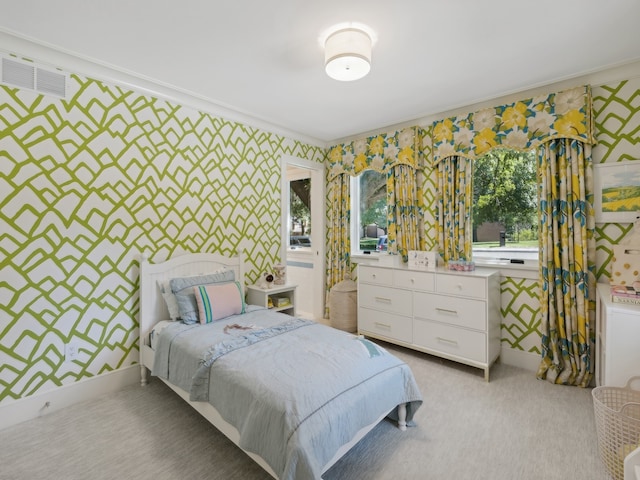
[435,155,473,262]
[327,126,425,260]
[536,139,595,387]
[430,85,594,263]
[431,86,595,165]
[388,164,426,261]
[325,173,350,318]
[327,127,423,179]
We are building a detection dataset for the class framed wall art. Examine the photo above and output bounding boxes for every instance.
[594,160,640,223]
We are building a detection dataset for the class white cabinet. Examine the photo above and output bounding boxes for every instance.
[596,283,640,387]
[246,283,297,316]
[357,264,500,381]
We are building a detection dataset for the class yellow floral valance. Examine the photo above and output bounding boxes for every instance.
[327,126,423,180]
[431,85,595,165]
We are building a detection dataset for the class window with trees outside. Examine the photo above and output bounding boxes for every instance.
[289,177,311,249]
[351,170,388,253]
[472,149,538,264]
[350,150,538,262]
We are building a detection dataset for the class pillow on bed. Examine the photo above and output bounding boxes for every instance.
[194,281,245,323]
[170,270,236,324]
[158,280,180,320]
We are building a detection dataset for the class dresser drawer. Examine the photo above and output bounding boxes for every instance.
[395,270,435,291]
[359,284,412,316]
[414,318,486,363]
[437,274,486,299]
[413,292,486,330]
[358,308,412,343]
[358,265,393,286]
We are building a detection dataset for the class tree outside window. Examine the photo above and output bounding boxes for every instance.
[290,178,310,244]
[473,149,537,251]
[357,170,387,251]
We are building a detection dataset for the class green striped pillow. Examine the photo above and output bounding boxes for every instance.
[194,282,245,324]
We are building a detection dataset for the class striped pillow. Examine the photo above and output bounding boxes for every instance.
[194,282,245,324]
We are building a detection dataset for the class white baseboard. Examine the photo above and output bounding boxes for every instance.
[500,347,540,373]
[0,364,140,431]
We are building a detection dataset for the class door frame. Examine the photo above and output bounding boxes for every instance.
[280,155,325,320]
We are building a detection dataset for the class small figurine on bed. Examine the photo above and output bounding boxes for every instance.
[258,272,275,289]
[273,263,286,285]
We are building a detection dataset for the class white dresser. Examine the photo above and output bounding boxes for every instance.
[596,283,640,387]
[357,264,500,381]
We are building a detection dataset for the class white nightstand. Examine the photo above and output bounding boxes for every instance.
[246,283,297,316]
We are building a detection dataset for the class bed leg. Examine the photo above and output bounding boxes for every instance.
[397,403,407,431]
[140,365,149,386]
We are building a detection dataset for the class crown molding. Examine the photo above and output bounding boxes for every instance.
[0,28,327,149]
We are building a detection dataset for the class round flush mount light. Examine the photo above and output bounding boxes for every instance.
[324,27,372,82]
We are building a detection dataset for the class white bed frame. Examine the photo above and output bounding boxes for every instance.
[139,252,406,479]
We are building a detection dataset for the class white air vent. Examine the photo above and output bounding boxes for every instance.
[1,56,67,98]
[37,68,66,97]
[2,57,34,89]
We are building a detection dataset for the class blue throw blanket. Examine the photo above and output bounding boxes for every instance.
[152,308,423,480]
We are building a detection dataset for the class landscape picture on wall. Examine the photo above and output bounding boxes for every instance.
[594,160,640,223]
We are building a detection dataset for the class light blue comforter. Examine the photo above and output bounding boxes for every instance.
[152,306,423,480]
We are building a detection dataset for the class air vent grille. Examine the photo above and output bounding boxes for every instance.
[37,68,66,97]
[1,56,67,98]
[2,57,35,89]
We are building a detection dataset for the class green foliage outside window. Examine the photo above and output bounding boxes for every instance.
[290,179,311,236]
[473,149,537,244]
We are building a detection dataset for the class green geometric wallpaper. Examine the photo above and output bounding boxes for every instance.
[0,73,324,403]
[421,130,438,251]
[500,276,541,354]
[593,78,640,282]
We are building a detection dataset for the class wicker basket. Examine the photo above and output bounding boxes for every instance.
[592,377,640,480]
[329,276,357,333]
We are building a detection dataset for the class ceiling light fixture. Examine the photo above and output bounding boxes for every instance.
[324,27,372,82]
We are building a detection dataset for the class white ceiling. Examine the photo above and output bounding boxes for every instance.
[1,0,640,145]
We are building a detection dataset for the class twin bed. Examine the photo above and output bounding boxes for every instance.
[139,252,423,479]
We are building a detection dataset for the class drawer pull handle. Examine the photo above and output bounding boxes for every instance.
[436,307,458,315]
[437,337,458,346]
[374,322,391,330]
[374,296,392,304]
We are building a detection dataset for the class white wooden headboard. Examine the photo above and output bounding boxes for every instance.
[139,252,244,349]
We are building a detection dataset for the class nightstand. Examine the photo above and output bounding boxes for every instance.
[246,283,297,316]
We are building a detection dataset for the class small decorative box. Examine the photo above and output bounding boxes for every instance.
[274,297,291,307]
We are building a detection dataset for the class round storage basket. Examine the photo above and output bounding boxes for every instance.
[329,275,357,333]
[592,376,640,480]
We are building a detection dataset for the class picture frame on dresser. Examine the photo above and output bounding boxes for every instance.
[594,160,640,223]
[407,250,437,271]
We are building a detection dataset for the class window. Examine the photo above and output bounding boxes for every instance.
[347,151,538,263]
[472,149,538,264]
[288,167,311,249]
[351,170,388,253]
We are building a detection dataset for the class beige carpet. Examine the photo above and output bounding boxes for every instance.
[0,343,609,480]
